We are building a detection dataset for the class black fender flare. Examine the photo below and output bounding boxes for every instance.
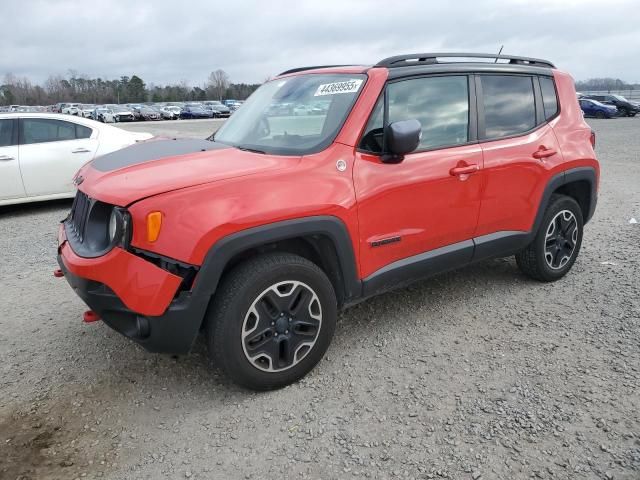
[532,166,598,235]
[192,215,362,305]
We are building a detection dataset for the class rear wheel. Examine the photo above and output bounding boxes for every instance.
[516,194,583,282]
[595,111,605,119]
[206,253,337,390]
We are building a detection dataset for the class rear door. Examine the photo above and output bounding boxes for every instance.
[0,118,25,201]
[475,74,563,238]
[19,118,98,197]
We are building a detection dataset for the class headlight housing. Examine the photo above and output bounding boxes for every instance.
[66,194,132,258]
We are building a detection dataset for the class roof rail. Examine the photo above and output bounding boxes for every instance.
[278,65,352,76]
[376,53,555,69]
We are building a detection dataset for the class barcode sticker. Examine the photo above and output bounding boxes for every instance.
[314,79,363,96]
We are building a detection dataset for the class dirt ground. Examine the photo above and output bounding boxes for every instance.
[0,118,638,480]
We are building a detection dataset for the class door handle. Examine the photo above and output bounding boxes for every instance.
[532,146,557,159]
[449,163,479,176]
[0,155,15,161]
[72,148,90,153]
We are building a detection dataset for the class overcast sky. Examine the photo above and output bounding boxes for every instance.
[3,0,640,86]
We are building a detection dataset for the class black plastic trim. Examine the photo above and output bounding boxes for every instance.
[195,216,362,303]
[362,240,474,297]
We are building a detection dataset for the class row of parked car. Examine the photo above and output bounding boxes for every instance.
[0,100,245,122]
[577,93,640,119]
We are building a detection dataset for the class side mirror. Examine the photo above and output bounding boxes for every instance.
[382,119,422,163]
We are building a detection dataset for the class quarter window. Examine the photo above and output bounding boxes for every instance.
[539,77,559,119]
[481,75,536,139]
[75,124,93,139]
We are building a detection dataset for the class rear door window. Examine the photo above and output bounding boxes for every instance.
[0,119,15,147]
[480,75,536,139]
[21,119,77,144]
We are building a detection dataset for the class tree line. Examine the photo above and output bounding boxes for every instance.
[574,78,639,92]
[0,69,261,106]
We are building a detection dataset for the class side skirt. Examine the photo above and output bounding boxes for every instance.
[359,231,531,301]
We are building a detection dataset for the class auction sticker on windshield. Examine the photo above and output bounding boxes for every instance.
[314,79,363,96]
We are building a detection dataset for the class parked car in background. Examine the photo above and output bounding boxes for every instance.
[0,113,152,206]
[582,94,638,117]
[111,106,135,122]
[136,105,162,121]
[93,107,115,123]
[204,103,231,118]
[180,105,212,119]
[579,98,618,118]
[62,103,80,115]
[160,105,181,120]
[79,105,96,118]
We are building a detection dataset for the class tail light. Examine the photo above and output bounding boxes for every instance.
[590,130,596,149]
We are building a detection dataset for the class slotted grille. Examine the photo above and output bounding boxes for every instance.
[68,191,91,242]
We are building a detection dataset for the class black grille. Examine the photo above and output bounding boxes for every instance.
[69,191,91,242]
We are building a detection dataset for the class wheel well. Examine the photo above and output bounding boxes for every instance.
[554,180,591,223]
[219,235,347,306]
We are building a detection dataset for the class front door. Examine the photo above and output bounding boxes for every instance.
[354,75,483,280]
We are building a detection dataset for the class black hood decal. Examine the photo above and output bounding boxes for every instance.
[91,138,231,172]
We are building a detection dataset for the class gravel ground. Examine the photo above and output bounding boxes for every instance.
[0,118,639,480]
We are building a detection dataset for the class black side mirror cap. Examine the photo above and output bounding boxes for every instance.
[382,119,422,164]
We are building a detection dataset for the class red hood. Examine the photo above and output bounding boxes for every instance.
[76,139,300,206]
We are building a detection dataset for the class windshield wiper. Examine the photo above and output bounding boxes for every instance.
[236,145,266,154]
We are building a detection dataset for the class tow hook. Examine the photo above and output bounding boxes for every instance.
[53,268,64,278]
[83,310,101,323]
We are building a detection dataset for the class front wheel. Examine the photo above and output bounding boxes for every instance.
[206,253,337,390]
[516,194,584,282]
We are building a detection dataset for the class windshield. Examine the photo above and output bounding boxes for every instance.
[213,74,366,155]
[612,94,627,102]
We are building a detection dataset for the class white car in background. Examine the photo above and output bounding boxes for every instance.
[160,105,181,119]
[0,113,152,206]
[79,105,96,118]
[61,103,80,115]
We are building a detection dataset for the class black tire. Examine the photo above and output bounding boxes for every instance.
[618,107,628,117]
[206,253,337,390]
[516,194,584,282]
[595,111,605,119]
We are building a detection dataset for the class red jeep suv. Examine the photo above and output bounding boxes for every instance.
[57,53,599,390]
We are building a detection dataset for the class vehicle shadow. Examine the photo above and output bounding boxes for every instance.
[0,198,73,218]
[88,256,530,396]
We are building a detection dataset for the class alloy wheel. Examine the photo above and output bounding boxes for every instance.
[241,281,322,372]
[544,210,578,270]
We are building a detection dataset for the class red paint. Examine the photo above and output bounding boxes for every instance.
[60,64,598,313]
[53,268,64,278]
[83,310,101,323]
[58,229,182,316]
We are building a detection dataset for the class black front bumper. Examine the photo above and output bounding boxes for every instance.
[57,254,210,354]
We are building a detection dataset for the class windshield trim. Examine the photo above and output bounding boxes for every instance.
[212,73,369,156]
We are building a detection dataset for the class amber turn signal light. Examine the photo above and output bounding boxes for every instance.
[146,211,162,242]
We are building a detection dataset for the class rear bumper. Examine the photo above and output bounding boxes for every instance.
[57,226,209,354]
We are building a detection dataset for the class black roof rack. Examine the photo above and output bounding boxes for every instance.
[279,65,353,76]
[376,53,555,69]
